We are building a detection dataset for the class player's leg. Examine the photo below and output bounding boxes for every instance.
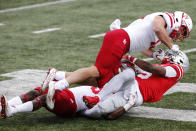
[46,66,99,109]
[83,91,127,118]
[20,89,41,103]
[0,88,41,113]
[41,68,69,92]
[0,95,23,113]
[1,94,46,119]
[53,66,99,91]
[49,29,130,91]
[83,68,136,108]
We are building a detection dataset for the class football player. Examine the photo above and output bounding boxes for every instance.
[0,50,189,119]
[44,11,193,110]
[82,50,189,119]
[0,85,101,119]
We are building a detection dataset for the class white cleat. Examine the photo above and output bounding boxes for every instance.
[42,68,57,92]
[1,95,12,119]
[46,82,56,110]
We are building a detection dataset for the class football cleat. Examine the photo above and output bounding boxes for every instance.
[41,68,57,92]
[1,95,12,119]
[83,96,100,109]
[46,82,56,110]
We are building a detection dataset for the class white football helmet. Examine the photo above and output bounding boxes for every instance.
[162,50,189,73]
[170,11,193,42]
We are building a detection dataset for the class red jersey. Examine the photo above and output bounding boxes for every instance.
[136,64,184,102]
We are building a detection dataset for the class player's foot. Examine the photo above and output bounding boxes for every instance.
[41,68,57,92]
[83,96,100,109]
[46,82,56,110]
[1,95,12,119]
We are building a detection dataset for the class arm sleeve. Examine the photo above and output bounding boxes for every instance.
[164,66,177,77]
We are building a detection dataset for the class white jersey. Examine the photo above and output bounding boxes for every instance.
[69,86,101,112]
[123,12,176,52]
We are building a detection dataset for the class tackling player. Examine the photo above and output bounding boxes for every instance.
[82,50,189,119]
[44,11,193,110]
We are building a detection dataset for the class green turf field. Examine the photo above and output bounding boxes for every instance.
[0,0,196,130]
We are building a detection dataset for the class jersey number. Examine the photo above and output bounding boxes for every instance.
[137,73,152,79]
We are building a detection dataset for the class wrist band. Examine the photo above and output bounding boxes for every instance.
[130,56,138,64]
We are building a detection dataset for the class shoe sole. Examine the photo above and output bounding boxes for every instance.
[42,68,56,92]
[46,95,54,110]
[46,83,55,110]
[1,95,6,119]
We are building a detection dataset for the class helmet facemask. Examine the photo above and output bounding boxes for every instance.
[170,25,190,42]
[170,12,192,42]
[162,50,190,73]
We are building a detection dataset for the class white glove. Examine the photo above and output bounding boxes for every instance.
[123,95,135,111]
[152,49,165,60]
[171,44,180,52]
[109,19,121,31]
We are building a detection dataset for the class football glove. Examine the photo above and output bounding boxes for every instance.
[171,44,180,52]
[152,49,165,60]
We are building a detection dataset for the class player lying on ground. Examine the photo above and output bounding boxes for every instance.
[0,50,189,119]
[43,11,193,107]
[82,50,189,119]
[0,85,102,119]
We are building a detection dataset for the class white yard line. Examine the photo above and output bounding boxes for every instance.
[126,106,196,122]
[32,28,61,34]
[0,23,5,26]
[1,69,196,122]
[88,33,105,38]
[183,48,196,53]
[0,0,75,13]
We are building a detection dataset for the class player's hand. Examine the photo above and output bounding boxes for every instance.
[109,19,121,30]
[104,107,126,120]
[168,44,180,56]
[152,49,165,60]
[120,55,137,72]
[171,44,180,52]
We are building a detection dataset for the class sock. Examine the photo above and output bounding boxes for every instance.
[55,71,66,81]
[10,101,33,115]
[54,79,69,90]
[8,96,23,105]
[0,96,23,112]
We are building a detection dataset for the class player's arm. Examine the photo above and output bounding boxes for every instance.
[105,107,126,120]
[134,58,166,77]
[140,49,154,58]
[126,56,166,77]
[153,16,173,49]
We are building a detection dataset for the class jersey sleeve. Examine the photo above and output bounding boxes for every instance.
[164,64,184,80]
